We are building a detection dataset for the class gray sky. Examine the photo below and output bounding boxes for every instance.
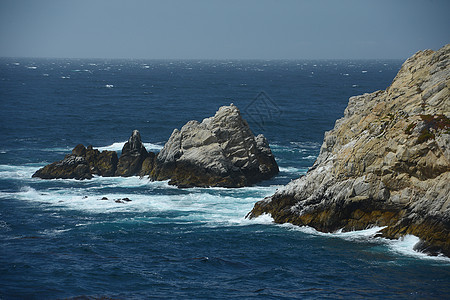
[0,0,449,59]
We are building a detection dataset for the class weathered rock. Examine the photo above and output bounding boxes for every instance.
[248,44,450,257]
[32,147,92,180]
[85,145,118,177]
[151,104,279,187]
[115,130,152,177]
[33,144,118,179]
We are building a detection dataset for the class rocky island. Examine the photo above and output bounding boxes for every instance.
[248,44,450,256]
[32,105,279,188]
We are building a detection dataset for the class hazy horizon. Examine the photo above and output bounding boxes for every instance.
[1,0,449,60]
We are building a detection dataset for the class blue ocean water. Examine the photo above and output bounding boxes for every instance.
[0,58,449,299]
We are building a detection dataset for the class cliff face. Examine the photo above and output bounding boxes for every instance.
[248,44,450,256]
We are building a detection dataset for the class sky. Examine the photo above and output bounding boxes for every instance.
[0,0,449,60]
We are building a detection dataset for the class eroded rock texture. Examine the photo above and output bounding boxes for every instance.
[151,104,279,187]
[248,44,450,256]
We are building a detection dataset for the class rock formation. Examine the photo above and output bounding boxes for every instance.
[115,130,155,177]
[248,44,450,256]
[150,104,279,187]
[33,107,278,187]
[32,144,118,180]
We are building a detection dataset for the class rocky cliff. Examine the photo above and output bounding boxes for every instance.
[248,44,450,256]
[150,104,279,187]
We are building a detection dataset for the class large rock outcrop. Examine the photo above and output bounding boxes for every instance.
[150,104,279,187]
[248,44,450,256]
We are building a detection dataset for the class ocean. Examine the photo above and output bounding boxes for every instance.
[0,58,449,299]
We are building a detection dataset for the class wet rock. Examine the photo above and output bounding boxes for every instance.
[32,144,118,179]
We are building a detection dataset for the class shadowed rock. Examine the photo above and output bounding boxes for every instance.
[33,144,119,180]
[115,130,154,177]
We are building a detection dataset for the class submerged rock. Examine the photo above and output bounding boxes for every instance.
[151,104,279,187]
[248,44,450,257]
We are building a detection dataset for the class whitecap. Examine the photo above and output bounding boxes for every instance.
[386,235,450,262]
[361,70,368,73]
[279,224,450,261]
[279,166,307,174]
[26,66,37,69]
[96,141,163,152]
[0,164,44,180]
[105,84,114,88]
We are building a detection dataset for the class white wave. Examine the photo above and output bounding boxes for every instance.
[279,166,307,174]
[386,235,450,262]
[26,66,37,69]
[7,182,277,227]
[279,224,450,262]
[0,164,43,180]
[362,70,368,73]
[96,141,163,152]
[105,84,114,88]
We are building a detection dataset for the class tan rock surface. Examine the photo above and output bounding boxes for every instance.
[248,44,450,256]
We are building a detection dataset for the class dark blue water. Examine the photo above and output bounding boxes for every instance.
[1,58,449,299]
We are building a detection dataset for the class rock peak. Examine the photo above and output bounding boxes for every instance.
[151,104,279,187]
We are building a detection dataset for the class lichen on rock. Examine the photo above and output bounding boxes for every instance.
[248,44,450,257]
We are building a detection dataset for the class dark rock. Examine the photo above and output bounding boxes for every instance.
[85,146,118,177]
[115,130,151,177]
[32,151,92,180]
[33,144,118,180]
[101,197,108,200]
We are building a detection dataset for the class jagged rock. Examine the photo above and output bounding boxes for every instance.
[151,104,279,187]
[32,147,92,180]
[248,44,450,257]
[115,130,152,177]
[33,144,118,179]
[85,145,118,177]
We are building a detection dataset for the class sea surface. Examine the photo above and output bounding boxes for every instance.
[0,58,449,299]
